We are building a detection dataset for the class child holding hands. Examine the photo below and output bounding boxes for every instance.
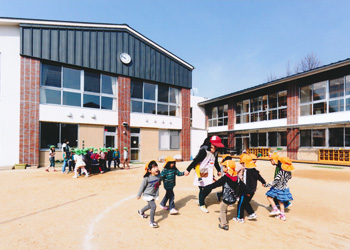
[137,160,161,228]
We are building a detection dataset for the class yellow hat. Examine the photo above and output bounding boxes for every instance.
[242,154,256,168]
[222,160,237,176]
[163,156,176,168]
[270,153,280,163]
[144,160,157,175]
[280,157,295,171]
[221,154,232,163]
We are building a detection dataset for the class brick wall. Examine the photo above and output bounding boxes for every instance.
[287,82,299,159]
[228,132,235,149]
[20,57,40,167]
[181,88,191,161]
[117,76,131,153]
[228,99,235,130]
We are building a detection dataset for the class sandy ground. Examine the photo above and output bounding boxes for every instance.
[1,160,350,250]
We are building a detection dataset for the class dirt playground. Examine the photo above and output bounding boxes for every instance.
[0,160,350,250]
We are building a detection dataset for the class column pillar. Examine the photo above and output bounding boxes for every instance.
[287,82,299,159]
[181,88,191,161]
[118,76,131,153]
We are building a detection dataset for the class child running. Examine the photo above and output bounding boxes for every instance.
[160,156,185,215]
[73,149,89,178]
[203,160,251,230]
[233,154,266,223]
[264,156,294,221]
[137,160,161,228]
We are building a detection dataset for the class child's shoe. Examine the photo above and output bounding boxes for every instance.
[85,174,89,177]
[72,175,78,178]
[149,222,159,228]
[159,204,168,210]
[247,213,257,220]
[285,201,292,209]
[199,206,209,213]
[45,169,49,172]
[232,217,245,223]
[269,209,280,216]
[137,210,148,219]
[276,214,286,221]
[170,208,178,215]
[218,224,229,231]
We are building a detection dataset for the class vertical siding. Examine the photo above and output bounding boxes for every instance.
[20,24,192,88]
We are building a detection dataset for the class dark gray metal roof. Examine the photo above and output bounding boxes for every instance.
[199,58,350,106]
[13,18,193,89]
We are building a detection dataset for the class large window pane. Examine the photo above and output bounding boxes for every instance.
[158,85,169,103]
[101,97,116,110]
[63,67,80,90]
[329,128,344,147]
[346,76,350,96]
[313,81,326,101]
[300,104,312,116]
[159,130,170,150]
[278,91,287,107]
[346,128,350,147]
[250,113,258,122]
[157,104,168,115]
[313,102,327,115]
[236,115,241,124]
[170,130,180,149]
[169,88,179,104]
[131,80,143,99]
[61,124,78,148]
[144,102,156,114]
[131,100,142,113]
[329,99,344,113]
[258,133,266,147]
[251,133,258,147]
[211,107,218,118]
[41,64,61,87]
[84,71,100,93]
[144,83,156,100]
[312,129,325,146]
[269,93,277,109]
[269,132,277,147]
[279,108,287,119]
[300,130,311,147]
[279,131,287,146]
[242,99,249,113]
[223,104,228,117]
[83,94,100,109]
[242,114,249,123]
[63,92,81,107]
[259,111,267,121]
[40,122,59,149]
[236,102,242,114]
[169,105,179,116]
[329,77,344,98]
[269,109,277,120]
[40,89,61,104]
[251,97,260,112]
[347,98,350,111]
[101,75,117,95]
[300,85,312,103]
[262,95,268,110]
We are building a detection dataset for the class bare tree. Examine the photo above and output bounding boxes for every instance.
[286,60,292,76]
[295,52,321,73]
[266,72,278,82]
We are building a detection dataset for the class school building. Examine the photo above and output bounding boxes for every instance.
[199,59,350,164]
[0,17,194,168]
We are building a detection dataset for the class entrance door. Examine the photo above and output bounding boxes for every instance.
[104,126,117,148]
[130,128,140,162]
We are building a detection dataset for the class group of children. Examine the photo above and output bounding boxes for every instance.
[45,144,131,178]
[137,136,294,229]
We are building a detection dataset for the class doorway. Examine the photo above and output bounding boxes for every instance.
[130,128,140,162]
[104,126,117,148]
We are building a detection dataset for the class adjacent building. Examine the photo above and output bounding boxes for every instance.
[0,17,194,168]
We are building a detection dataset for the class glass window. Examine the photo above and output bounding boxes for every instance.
[262,95,268,110]
[40,122,59,149]
[60,124,78,147]
[40,89,61,104]
[259,133,266,147]
[300,104,312,116]
[105,126,116,132]
[251,97,260,112]
[41,64,61,87]
[269,132,277,147]
[329,128,344,147]
[131,80,143,99]
[347,98,350,111]
[159,130,170,150]
[300,130,311,147]
[211,107,218,118]
[329,77,344,98]
[269,109,277,120]
[279,131,287,146]
[250,113,258,123]
[242,99,249,113]
[236,115,241,124]
[278,90,287,107]
[313,81,326,101]
[329,99,344,113]
[83,94,100,109]
[346,76,350,96]
[144,83,156,100]
[300,85,312,103]
[242,114,249,123]
[259,111,267,121]
[158,85,169,103]
[313,129,325,147]
[279,108,287,119]
[169,88,179,104]
[84,71,100,93]
[101,75,117,95]
[346,128,350,147]
[63,67,80,90]
[251,133,258,147]
[131,100,142,113]
[268,93,277,109]
[157,104,168,115]
[313,102,327,115]
[170,130,180,149]
[63,92,81,107]
[236,102,242,114]
[101,97,115,110]
[144,102,156,114]
[169,105,179,116]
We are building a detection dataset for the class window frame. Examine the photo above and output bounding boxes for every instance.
[159,129,181,150]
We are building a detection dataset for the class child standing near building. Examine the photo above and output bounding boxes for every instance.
[137,161,161,228]
[123,147,130,169]
[233,154,266,223]
[160,156,185,215]
[264,156,294,221]
[45,145,57,172]
[113,148,120,168]
[73,149,89,178]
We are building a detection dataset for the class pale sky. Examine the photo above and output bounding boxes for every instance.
[2,0,350,98]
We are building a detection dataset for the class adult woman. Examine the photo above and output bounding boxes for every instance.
[184,135,224,213]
